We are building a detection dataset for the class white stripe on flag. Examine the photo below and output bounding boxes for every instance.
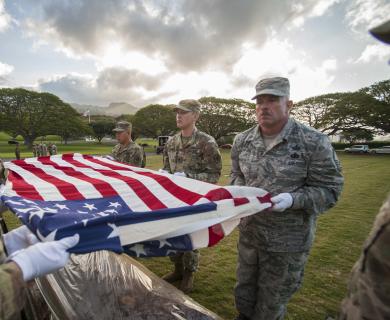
[6,162,65,201]
[25,157,102,199]
[52,155,150,211]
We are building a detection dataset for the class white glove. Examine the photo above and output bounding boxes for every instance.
[271,193,293,212]
[173,172,187,177]
[158,169,169,174]
[11,234,79,281]
[3,225,39,255]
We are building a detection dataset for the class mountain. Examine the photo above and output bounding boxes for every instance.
[71,102,139,116]
[105,102,138,116]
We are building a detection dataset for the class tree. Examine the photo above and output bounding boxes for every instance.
[197,97,256,142]
[360,79,390,104]
[0,88,81,147]
[292,91,387,136]
[89,120,115,143]
[133,104,176,138]
[116,114,141,140]
[340,128,374,143]
[55,106,93,144]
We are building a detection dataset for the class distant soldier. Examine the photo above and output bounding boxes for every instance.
[161,99,222,293]
[51,144,57,155]
[37,143,43,157]
[14,144,20,160]
[231,77,344,320]
[41,143,48,156]
[111,121,144,166]
[48,143,53,156]
[32,144,37,157]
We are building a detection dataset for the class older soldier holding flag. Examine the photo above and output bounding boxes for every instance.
[231,77,344,320]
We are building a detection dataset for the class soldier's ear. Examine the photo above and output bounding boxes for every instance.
[287,100,293,112]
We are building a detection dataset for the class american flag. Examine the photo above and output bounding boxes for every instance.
[1,154,272,257]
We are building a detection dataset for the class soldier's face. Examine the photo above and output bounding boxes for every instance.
[255,95,292,130]
[176,110,198,129]
[116,130,131,144]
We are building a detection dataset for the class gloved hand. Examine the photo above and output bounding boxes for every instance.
[173,172,187,177]
[10,234,79,281]
[271,193,293,212]
[158,169,169,174]
[3,225,39,255]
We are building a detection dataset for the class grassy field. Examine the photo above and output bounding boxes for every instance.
[2,149,390,319]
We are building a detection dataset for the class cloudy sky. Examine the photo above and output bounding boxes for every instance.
[0,0,389,107]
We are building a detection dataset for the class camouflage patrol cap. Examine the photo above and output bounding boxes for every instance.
[370,20,390,44]
[113,121,132,132]
[252,77,290,100]
[174,99,201,113]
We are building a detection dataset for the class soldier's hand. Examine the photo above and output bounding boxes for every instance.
[3,225,39,255]
[271,193,293,212]
[10,234,79,281]
[158,169,169,174]
[173,172,187,177]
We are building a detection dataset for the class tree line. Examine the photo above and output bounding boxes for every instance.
[0,79,388,147]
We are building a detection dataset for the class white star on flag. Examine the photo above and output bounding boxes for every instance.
[108,202,121,208]
[107,223,119,239]
[54,203,69,210]
[158,239,172,248]
[83,203,97,211]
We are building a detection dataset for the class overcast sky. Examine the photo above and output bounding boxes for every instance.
[0,0,389,107]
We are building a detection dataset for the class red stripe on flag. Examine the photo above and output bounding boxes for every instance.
[7,171,44,200]
[85,155,204,205]
[39,157,118,198]
[208,223,225,247]
[14,160,84,200]
[81,156,167,210]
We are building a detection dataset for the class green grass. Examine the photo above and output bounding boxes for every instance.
[3,151,390,319]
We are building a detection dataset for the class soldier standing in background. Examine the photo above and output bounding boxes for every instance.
[41,143,48,156]
[14,144,20,160]
[32,144,37,157]
[111,121,144,166]
[231,77,344,320]
[161,99,222,293]
[51,143,57,155]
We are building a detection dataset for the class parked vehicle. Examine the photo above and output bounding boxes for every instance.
[156,136,170,154]
[344,145,369,153]
[369,146,390,154]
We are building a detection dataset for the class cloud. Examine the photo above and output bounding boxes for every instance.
[0,61,14,84]
[345,0,390,33]
[0,0,11,32]
[37,68,175,106]
[355,44,390,63]
[231,39,338,101]
[23,0,337,72]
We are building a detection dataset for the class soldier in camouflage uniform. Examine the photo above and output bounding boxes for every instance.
[338,195,390,320]
[231,77,344,320]
[161,99,222,293]
[111,121,144,167]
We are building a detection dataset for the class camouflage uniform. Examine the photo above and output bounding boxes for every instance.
[163,127,222,271]
[339,195,390,320]
[231,118,344,319]
[0,236,26,320]
[111,142,144,167]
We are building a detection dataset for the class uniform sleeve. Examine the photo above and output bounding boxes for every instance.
[128,147,143,167]
[229,134,246,186]
[0,260,26,319]
[162,143,171,173]
[291,135,344,215]
[187,140,222,184]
